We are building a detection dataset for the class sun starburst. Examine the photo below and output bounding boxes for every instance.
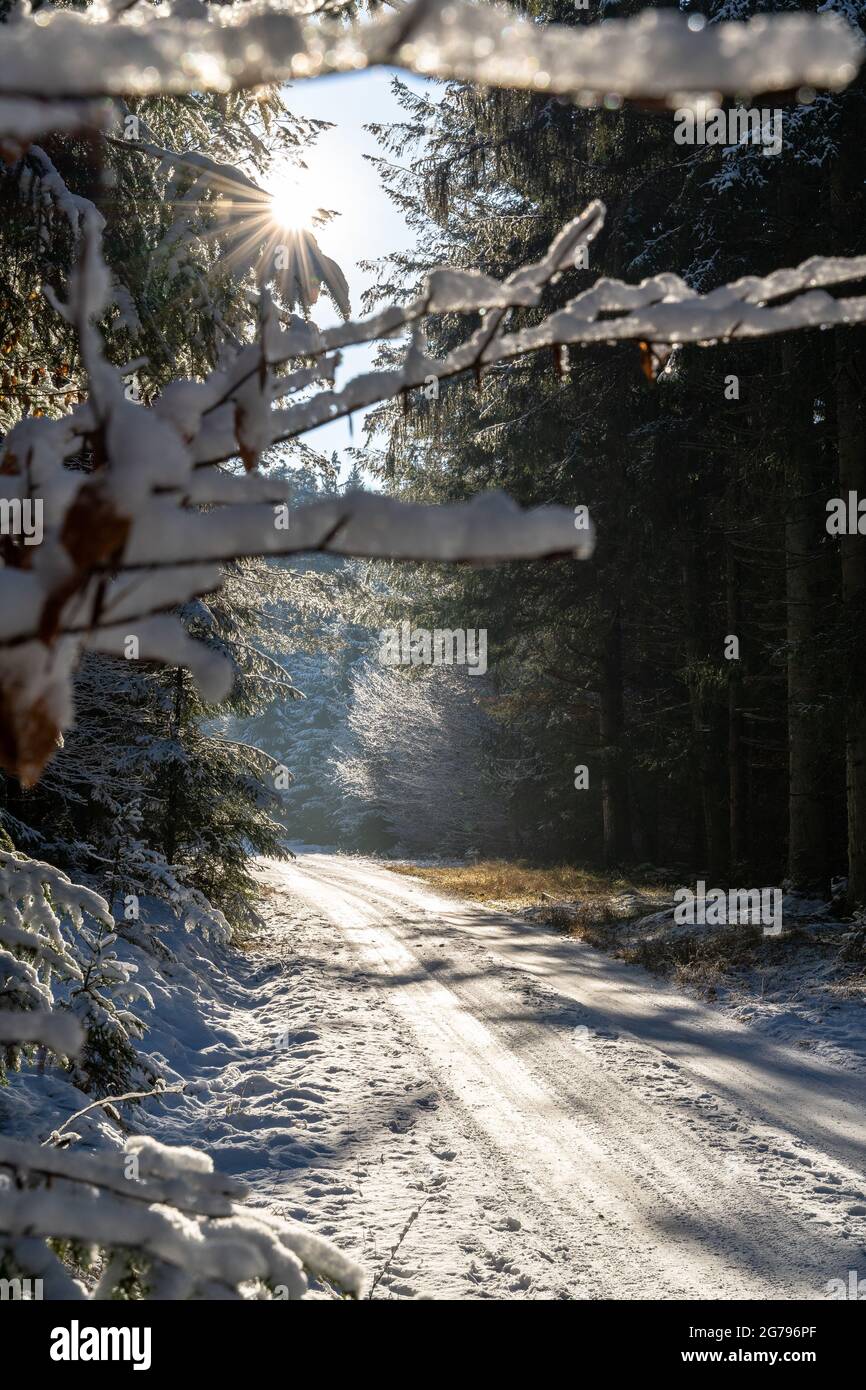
[269,183,323,233]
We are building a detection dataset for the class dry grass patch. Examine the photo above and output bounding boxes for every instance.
[624,924,831,995]
[388,859,670,935]
[390,860,623,906]
[622,925,762,978]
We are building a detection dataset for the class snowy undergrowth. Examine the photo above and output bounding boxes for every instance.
[536,893,866,1076]
[91,869,517,1300]
[397,861,866,1077]
[0,868,363,1299]
[116,891,428,1296]
[624,903,866,1077]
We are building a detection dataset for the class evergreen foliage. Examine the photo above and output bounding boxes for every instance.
[361,0,866,894]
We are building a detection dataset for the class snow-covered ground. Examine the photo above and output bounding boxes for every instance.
[602,896,866,1076]
[7,849,865,1300]
[245,853,866,1299]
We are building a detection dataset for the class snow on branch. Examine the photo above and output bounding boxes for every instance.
[0,892,361,1297]
[0,98,108,152]
[0,4,859,111]
[0,847,150,1084]
[0,847,112,973]
[0,1134,363,1299]
[2,201,866,785]
[479,253,866,355]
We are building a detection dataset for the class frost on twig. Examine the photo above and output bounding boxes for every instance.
[0,4,860,110]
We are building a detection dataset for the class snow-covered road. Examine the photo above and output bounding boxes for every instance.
[245,852,866,1300]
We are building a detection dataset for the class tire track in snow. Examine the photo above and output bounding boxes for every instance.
[273,853,866,1300]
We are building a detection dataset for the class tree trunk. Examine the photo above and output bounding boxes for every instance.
[829,150,866,910]
[836,338,866,909]
[726,515,746,871]
[162,666,184,865]
[682,537,729,881]
[783,338,832,893]
[599,605,632,865]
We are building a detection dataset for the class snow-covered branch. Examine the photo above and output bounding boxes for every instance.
[0,1132,363,1299]
[0,4,860,113]
[0,888,361,1297]
[0,97,109,150]
[2,197,865,786]
[0,846,154,1090]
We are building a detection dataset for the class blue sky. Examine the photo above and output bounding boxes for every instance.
[277,69,430,475]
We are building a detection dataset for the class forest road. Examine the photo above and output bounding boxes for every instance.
[265,851,866,1300]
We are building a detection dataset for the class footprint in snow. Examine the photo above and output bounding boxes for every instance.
[231,1072,277,1095]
